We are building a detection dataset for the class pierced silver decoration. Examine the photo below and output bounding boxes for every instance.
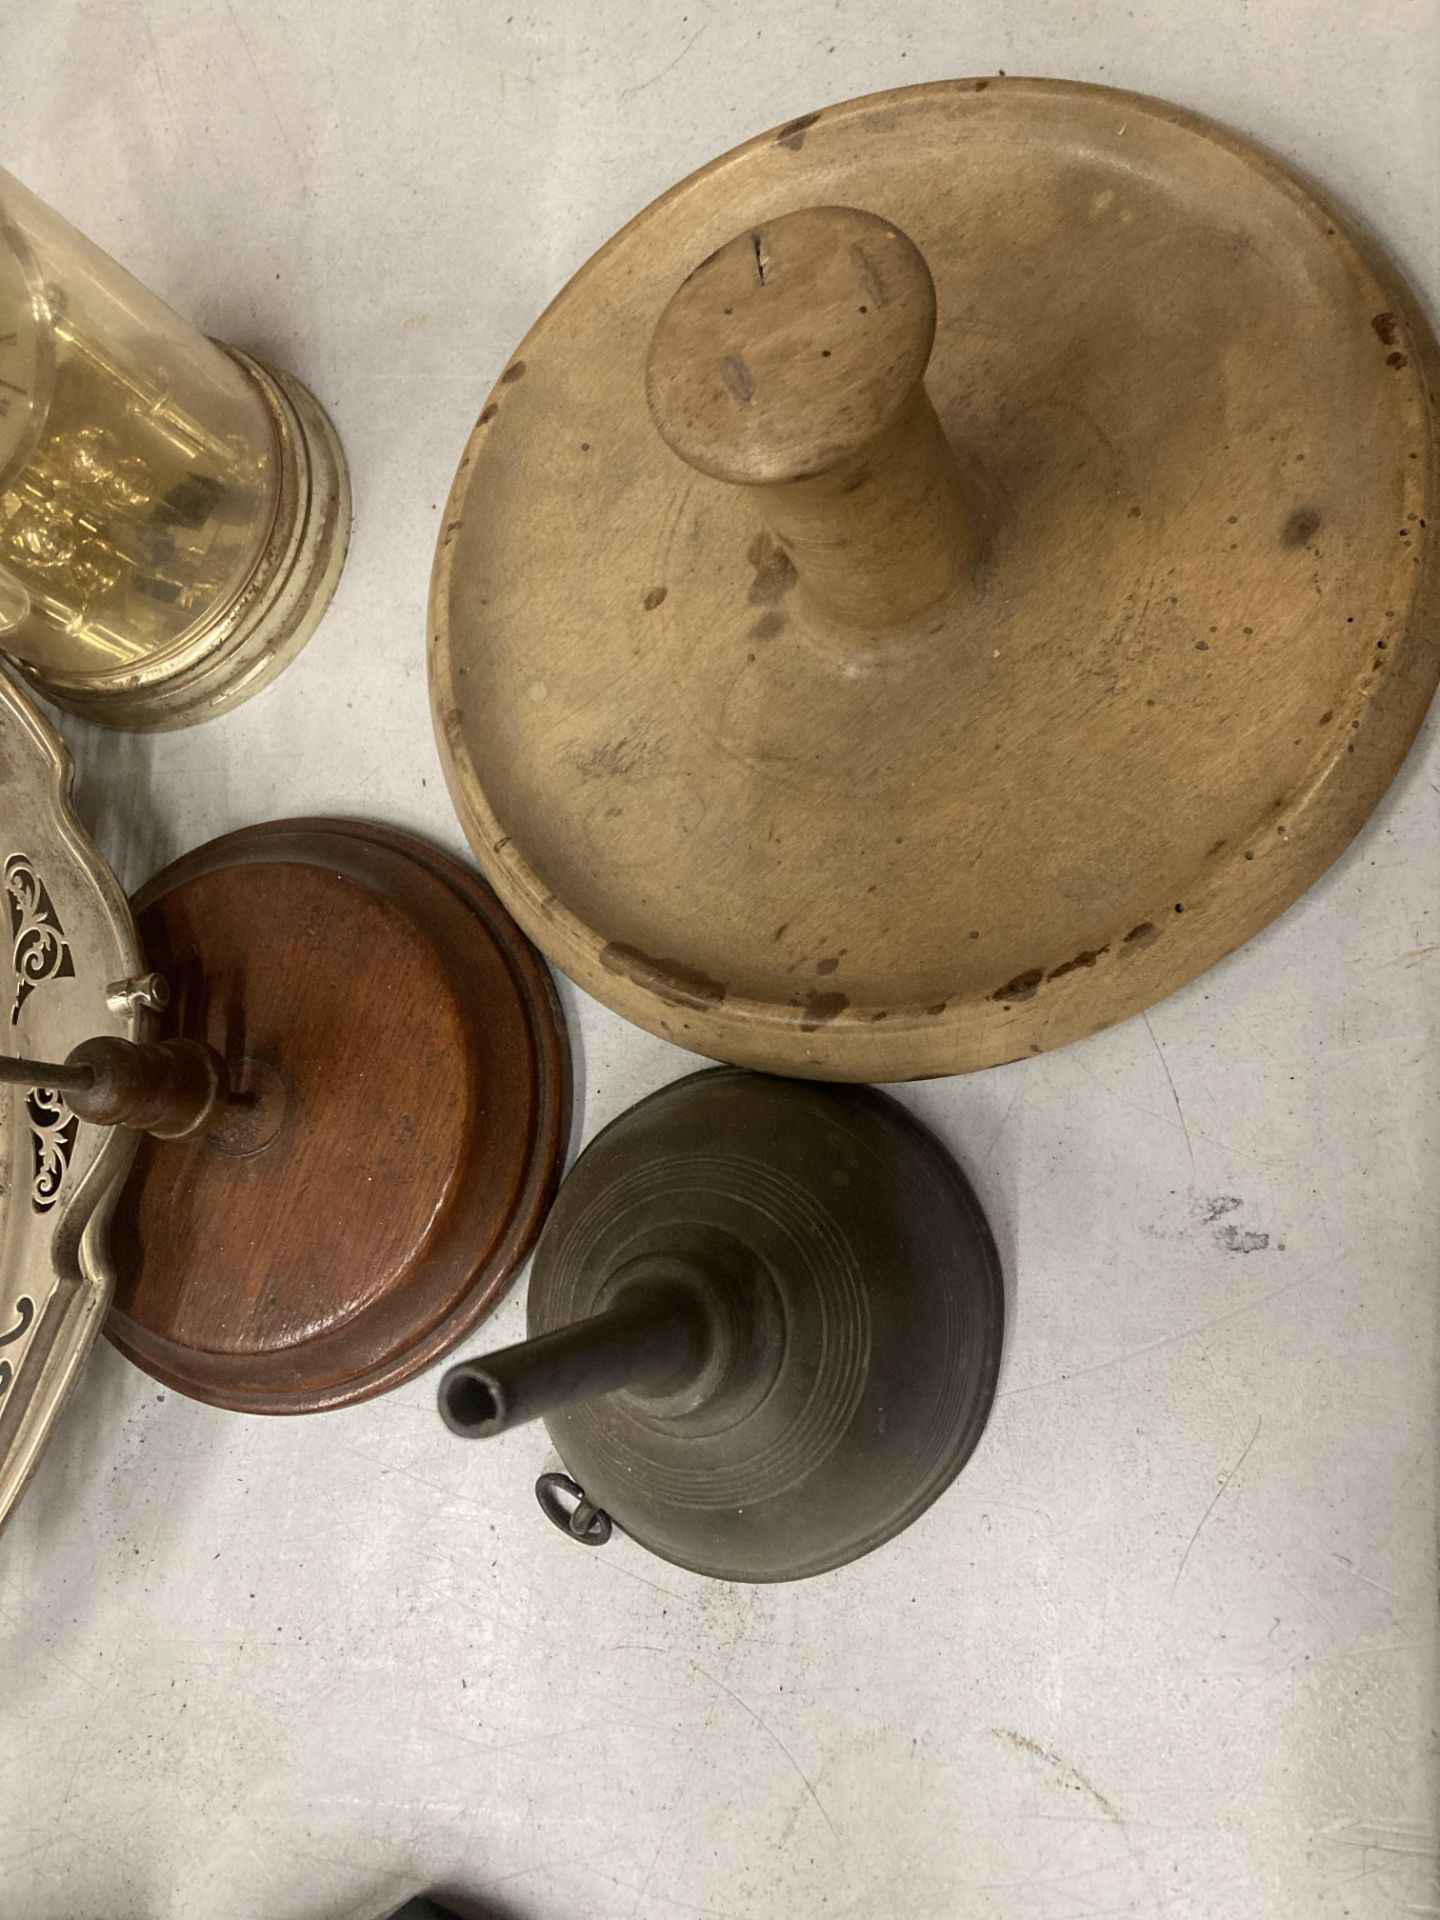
[0,1296,35,1404]
[5,852,74,1025]
[0,670,144,1526]
[25,1086,75,1212]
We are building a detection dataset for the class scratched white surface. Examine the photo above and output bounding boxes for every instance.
[3,4,1438,1917]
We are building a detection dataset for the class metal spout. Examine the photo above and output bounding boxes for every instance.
[439,1259,713,1439]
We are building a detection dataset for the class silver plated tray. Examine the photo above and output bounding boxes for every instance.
[0,668,143,1524]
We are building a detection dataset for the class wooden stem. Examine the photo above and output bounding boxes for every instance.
[646,205,979,630]
[0,1036,227,1139]
[66,1036,226,1139]
[756,388,973,626]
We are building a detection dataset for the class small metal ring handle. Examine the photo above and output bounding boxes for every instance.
[535,1471,612,1547]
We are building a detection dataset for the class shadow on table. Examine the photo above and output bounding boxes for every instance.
[379,1896,536,1920]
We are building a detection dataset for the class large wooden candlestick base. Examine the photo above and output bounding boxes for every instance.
[103,820,570,1413]
[433,79,1440,1082]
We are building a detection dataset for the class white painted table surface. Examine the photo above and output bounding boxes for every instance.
[4,5,1437,1918]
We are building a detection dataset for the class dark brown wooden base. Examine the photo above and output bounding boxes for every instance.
[106,818,570,1413]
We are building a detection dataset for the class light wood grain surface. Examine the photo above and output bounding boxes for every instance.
[434,78,1439,1080]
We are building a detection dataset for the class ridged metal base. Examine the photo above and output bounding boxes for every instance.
[10,350,350,731]
[515,1068,1006,1582]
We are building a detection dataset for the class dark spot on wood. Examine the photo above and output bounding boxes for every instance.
[992,968,1043,1004]
[1195,640,1209,651]
[816,957,839,976]
[746,532,798,604]
[577,734,651,780]
[1371,311,1399,346]
[926,1001,948,1016]
[643,586,668,611]
[1318,709,1333,725]
[1283,507,1321,546]
[749,610,788,641]
[600,942,727,1012]
[867,1010,889,1022]
[1207,838,1227,856]
[1387,351,1409,369]
[1244,849,1254,860]
[720,353,755,403]
[1123,922,1158,949]
[799,990,848,1030]
[580,441,590,452]
[1047,945,1108,981]
[501,360,526,383]
[842,469,870,493]
[775,110,822,151]
[479,403,499,423]
[773,922,788,942]
[974,78,990,90]
[1127,504,1142,517]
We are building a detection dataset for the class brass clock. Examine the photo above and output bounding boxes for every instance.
[0,169,349,729]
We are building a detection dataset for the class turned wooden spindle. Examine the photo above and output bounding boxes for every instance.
[0,1035,225,1139]
[645,205,980,628]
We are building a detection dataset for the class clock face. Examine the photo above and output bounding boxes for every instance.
[0,219,54,488]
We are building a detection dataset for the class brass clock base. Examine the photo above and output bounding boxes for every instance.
[10,350,350,732]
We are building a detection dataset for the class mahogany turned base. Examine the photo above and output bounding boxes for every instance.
[105,819,570,1413]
